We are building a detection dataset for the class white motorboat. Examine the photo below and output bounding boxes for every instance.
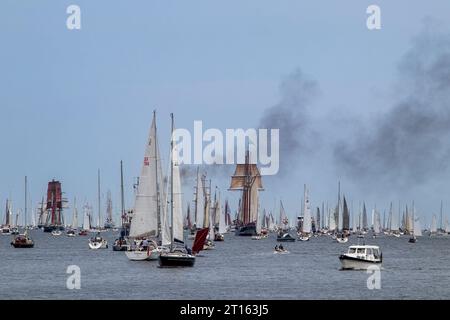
[88,235,108,249]
[339,245,382,270]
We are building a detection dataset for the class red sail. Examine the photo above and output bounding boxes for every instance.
[192,227,209,254]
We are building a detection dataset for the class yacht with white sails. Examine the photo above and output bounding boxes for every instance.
[125,111,166,261]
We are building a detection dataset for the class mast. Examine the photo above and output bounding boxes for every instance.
[440,200,443,231]
[337,181,341,232]
[24,176,27,227]
[170,113,174,252]
[193,167,199,228]
[120,160,125,228]
[154,110,161,238]
[98,169,101,228]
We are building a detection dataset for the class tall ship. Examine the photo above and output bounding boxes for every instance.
[104,190,115,229]
[229,151,263,236]
[43,180,65,232]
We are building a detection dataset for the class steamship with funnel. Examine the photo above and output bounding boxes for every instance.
[229,151,263,236]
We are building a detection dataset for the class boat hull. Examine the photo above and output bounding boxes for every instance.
[11,242,34,248]
[125,249,159,261]
[339,255,381,270]
[235,224,256,236]
[44,225,64,233]
[277,233,296,242]
[336,237,349,243]
[88,240,108,249]
[159,253,195,267]
[113,244,128,251]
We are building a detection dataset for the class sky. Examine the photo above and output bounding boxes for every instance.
[1,1,450,227]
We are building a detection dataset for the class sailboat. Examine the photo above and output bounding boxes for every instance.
[113,161,130,251]
[66,198,77,237]
[126,111,165,261]
[276,200,295,241]
[11,177,35,248]
[409,209,422,243]
[252,207,268,240]
[214,192,226,241]
[78,203,91,236]
[229,151,263,236]
[159,113,195,267]
[104,190,115,229]
[43,180,65,232]
[1,199,12,235]
[430,214,437,236]
[298,185,311,241]
[372,209,381,238]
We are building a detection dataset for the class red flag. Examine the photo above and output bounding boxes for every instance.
[192,227,209,255]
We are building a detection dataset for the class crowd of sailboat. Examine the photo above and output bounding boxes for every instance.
[2,112,450,269]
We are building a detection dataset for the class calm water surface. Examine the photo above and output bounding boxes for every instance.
[1,230,449,299]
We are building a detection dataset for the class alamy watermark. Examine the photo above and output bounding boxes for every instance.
[366,265,381,290]
[66,265,81,289]
[172,121,279,176]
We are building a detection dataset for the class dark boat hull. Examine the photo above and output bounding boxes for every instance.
[159,254,195,267]
[113,244,128,251]
[235,224,256,236]
[43,225,64,233]
[11,242,34,248]
[277,233,296,242]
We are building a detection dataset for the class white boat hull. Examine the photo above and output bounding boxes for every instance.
[336,237,349,243]
[125,249,160,261]
[273,250,289,254]
[88,240,108,249]
[340,257,381,270]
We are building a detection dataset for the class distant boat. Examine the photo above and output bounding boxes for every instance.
[113,161,129,251]
[66,229,76,237]
[298,185,312,241]
[159,114,195,267]
[43,180,65,233]
[11,230,34,248]
[229,151,263,237]
[51,230,62,236]
[277,231,296,242]
[88,233,108,249]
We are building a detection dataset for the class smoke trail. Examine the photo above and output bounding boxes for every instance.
[334,23,450,187]
[259,68,320,176]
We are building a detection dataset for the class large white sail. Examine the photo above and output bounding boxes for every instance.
[445,218,449,233]
[82,204,90,230]
[256,206,262,234]
[302,186,311,234]
[218,193,226,234]
[430,214,437,233]
[130,114,160,239]
[329,207,337,231]
[279,200,288,229]
[72,199,78,229]
[414,215,422,236]
[373,210,381,234]
[171,140,184,242]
